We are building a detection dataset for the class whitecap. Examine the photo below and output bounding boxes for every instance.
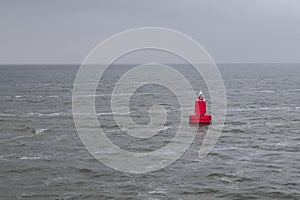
[25,112,69,117]
[149,188,167,194]
[96,112,113,116]
[0,113,16,117]
[259,90,274,93]
[20,156,41,160]
[221,177,232,183]
[46,112,69,117]
[159,126,172,131]
[34,128,48,135]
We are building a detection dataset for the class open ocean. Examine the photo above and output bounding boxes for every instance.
[0,64,299,199]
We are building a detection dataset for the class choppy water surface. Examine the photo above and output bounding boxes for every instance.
[0,64,299,199]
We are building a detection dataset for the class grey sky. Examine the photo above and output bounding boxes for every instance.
[0,0,299,64]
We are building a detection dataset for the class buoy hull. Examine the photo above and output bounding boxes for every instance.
[189,114,211,124]
[189,94,211,124]
[195,99,206,116]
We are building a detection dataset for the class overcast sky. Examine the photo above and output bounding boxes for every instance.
[0,0,300,64]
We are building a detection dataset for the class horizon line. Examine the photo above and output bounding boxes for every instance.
[1,62,300,66]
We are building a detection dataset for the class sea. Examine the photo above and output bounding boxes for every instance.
[0,63,299,199]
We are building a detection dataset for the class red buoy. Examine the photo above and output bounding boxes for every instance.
[189,91,211,124]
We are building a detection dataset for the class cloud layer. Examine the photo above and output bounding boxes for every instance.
[0,0,299,63]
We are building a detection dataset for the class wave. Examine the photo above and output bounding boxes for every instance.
[21,83,51,86]
[285,88,300,92]
[96,112,132,116]
[14,126,48,134]
[228,106,300,112]
[76,91,196,97]
[0,112,115,117]
[14,125,35,132]
[226,88,300,94]
[0,128,48,144]
[0,135,33,143]
[3,95,61,99]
